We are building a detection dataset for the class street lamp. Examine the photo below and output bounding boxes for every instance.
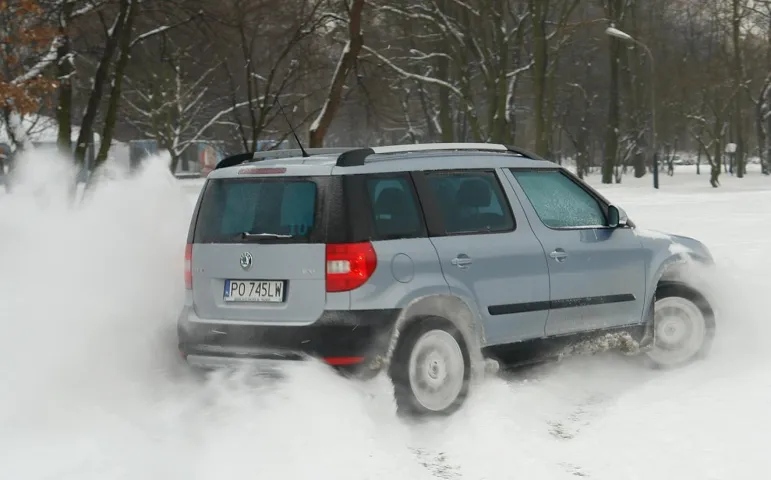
[605,26,658,189]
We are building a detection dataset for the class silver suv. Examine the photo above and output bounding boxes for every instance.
[179,143,717,416]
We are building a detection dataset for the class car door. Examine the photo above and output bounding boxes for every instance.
[411,169,551,346]
[503,168,647,336]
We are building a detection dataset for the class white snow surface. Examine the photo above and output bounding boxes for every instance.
[0,155,770,479]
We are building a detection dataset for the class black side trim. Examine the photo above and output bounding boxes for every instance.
[410,171,445,236]
[489,301,550,315]
[488,294,636,316]
[341,174,372,242]
[551,294,635,309]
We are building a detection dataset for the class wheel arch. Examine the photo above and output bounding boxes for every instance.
[383,293,486,377]
[644,251,715,321]
[656,280,715,317]
[656,251,713,283]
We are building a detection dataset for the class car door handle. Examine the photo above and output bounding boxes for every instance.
[451,255,473,268]
[549,249,568,262]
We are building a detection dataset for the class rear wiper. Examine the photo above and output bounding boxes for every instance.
[236,232,294,240]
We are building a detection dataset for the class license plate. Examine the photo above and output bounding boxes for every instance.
[224,280,285,303]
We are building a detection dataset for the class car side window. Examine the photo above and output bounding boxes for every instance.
[510,170,607,228]
[424,170,515,235]
[366,175,424,239]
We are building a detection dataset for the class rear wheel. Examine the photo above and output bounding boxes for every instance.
[389,317,470,417]
[645,283,716,369]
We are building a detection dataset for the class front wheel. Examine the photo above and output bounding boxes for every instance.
[389,317,470,417]
[645,283,716,369]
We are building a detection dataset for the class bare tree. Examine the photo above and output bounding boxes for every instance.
[364,0,532,144]
[193,0,329,152]
[309,0,365,148]
[9,0,768,189]
[124,39,222,172]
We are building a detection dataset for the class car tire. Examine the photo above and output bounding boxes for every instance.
[388,316,471,417]
[644,282,716,369]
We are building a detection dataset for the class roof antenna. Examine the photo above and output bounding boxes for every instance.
[276,97,310,158]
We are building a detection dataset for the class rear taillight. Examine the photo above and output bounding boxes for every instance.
[184,244,193,290]
[325,242,377,292]
[324,356,364,366]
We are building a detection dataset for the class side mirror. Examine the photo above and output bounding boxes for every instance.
[607,205,629,228]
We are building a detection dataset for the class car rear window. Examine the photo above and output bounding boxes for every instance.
[194,177,319,243]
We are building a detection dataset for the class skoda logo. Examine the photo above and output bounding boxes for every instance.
[239,252,253,270]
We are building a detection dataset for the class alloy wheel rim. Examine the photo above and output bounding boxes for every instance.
[407,329,465,412]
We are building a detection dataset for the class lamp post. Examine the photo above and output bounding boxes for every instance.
[605,26,658,189]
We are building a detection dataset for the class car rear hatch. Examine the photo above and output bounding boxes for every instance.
[189,166,334,325]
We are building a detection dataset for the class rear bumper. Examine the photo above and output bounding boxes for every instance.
[185,353,291,377]
[177,307,401,373]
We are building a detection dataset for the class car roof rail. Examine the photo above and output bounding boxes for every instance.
[334,142,539,167]
[503,144,541,159]
[214,148,354,170]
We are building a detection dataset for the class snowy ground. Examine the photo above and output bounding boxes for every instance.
[0,153,769,479]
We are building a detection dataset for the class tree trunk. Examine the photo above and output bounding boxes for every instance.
[628,0,646,178]
[437,55,453,142]
[767,109,771,174]
[711,137,722,187]
[530,0,548,155]
[56,1,74,157]
[544,62,560,157]
[767,13,771,174]
[696,143,701,175]
[757,94,767,174]
[308,0,365,148]
[169,152,181,174]
[603,38,620,184]
[576,103,590,179]
[73,0,131,167]
[504,19,527,145]
[491,3,508,144]
[95,0,139,168]
[602,0,623,184]
[710,163,720,187]
[732,0,745,178]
